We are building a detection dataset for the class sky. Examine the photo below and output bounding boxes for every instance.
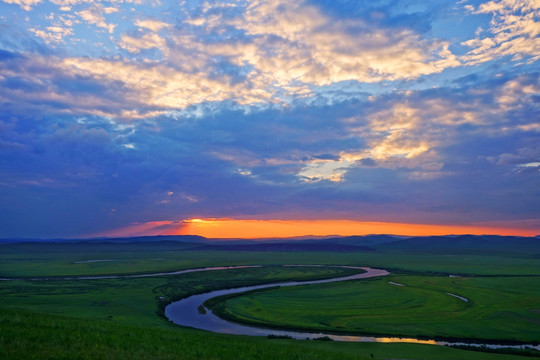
[0,0,538,239]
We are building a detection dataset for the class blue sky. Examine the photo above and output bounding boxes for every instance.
[0,0,538,238]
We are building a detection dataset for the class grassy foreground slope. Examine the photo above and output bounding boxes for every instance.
[1,308,533,360]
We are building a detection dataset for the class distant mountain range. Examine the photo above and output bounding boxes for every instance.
[1,234,538,254]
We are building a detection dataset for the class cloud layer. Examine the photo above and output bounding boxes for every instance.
[0,0,538,237]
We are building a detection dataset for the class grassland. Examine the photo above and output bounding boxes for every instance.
[211,275,540,343]
[1,239,539,359]
[2,240,540,277]
[3,308,537,360]
[0,266,359,327]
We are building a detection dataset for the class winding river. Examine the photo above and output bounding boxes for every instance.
[165,266,540,351]
[4,263,538,350]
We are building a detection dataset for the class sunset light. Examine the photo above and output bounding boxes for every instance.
[0,0,538,238]
[88,218,539,239]
[1,2,539,358]
[176,219,539,239]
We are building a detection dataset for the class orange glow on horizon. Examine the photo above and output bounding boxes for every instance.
[172,218,537,239]
[87,218,538,239]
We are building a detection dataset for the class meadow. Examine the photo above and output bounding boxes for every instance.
[0,264,358,327]
[210,275,540,343]
[5,307,537,360]
[2,239,539,277]
[1,238,539,359]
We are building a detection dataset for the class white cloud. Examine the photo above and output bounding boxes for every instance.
[59,56,273,112]
[237,168,253,176]
[165,0,462,105]
[195,0,460,88]
[518,162,540,167]
[77,5,116,34]
[50,0,141,7]
[462,0,540,64]
[103,6,118,14]
[119,32,167,53]
[7,0,539,125]
[2,0,41,11]
[135,19,170,32]
[31,25,73,44]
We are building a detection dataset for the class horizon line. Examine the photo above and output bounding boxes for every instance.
[1,232,540,242]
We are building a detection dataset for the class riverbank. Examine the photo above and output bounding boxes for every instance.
[166,267,539,350]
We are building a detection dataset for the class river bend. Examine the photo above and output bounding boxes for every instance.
[165,265,540,351]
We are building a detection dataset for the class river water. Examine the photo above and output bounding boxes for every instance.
[165,266,540,351]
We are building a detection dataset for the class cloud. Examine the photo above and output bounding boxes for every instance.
[1,69,539,237]
[49,0,140,11]
[76,4,117,34]
[87,220,186,238]
[2,0,41,11]
[60,56,274,112]
[44,0,461,113]
[186,0,460,88]
[135,19,170,32]
[298,102,438,182]
[0,51,255,119]
[30,26,73,44]
[6,0,536,119]
[3,0,537,119]
[462,0,540,64]
[494,74,540,110]
[0,54,132,118]
[13,11,463,118]
[119,32,167,53]
[495,146,540,166]
[298,71,539,182]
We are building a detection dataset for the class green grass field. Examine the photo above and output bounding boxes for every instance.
[1,241,539,359]
[211,275,540,343]
[0,266,359,327]
[4,307,537,360]
[2,242,539,277]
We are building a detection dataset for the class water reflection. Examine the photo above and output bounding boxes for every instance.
[373,337,438,345]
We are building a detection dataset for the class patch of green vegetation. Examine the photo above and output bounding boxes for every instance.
[1,308,534,360]
[0,266,359,327]
[450,345,540,358]
[211,275,540,343]
[2,241,539,277]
